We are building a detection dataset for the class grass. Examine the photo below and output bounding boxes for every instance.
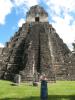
[0,80,75,100]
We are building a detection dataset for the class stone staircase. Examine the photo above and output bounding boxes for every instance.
[0,22,73,82]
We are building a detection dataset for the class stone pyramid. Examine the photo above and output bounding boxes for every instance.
[0,5,75,82]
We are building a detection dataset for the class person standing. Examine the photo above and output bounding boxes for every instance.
[40,74,48,100]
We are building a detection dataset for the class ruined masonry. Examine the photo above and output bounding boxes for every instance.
[0,5,75,82]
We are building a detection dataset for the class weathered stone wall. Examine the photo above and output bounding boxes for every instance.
[0,48,10,79]
[0,22,72,81]
[26,5,48,22]
[44,23,71,80]
[26,16,48,22]
[68,52,75,80]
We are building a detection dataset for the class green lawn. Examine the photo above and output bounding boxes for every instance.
[0,80,75,100]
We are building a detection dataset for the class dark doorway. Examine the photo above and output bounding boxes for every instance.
[35,17,39,22]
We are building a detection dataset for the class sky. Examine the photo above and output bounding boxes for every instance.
[0,0,75,50]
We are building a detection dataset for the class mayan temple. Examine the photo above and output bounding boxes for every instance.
[0,5,75,82]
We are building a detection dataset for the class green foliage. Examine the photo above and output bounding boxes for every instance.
[0,80,75,100]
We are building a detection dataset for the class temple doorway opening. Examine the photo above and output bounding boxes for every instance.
[35,17,39,22]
